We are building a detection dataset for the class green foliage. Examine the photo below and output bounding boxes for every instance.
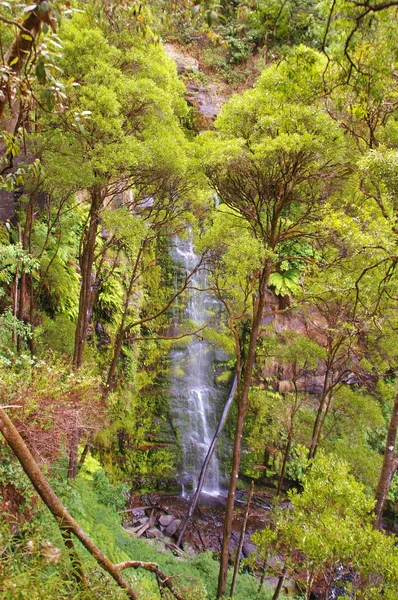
[285,443,309,483]
[245,0,322,50]
[269,268,300,296]
[253,453,398,598]
[92,470,128,512]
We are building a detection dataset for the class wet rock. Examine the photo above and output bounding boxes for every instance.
[159,514,174,527]
[242,542,256,557]
[130,508,146,521]
[146,528,163,540]
[165,519,181,537]
[163,43,199,73]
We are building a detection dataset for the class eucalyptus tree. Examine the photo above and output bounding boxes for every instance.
[197,47,350,597]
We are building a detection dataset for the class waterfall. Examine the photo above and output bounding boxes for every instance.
[170,233,222,495]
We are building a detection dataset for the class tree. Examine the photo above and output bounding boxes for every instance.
[198,47,348,597]
[253,453,398,600]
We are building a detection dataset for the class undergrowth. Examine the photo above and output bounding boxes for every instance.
[0,462,276,600]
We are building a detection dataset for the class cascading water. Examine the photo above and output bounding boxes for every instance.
[170,233,222,496]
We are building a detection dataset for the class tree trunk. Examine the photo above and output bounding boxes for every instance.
[308,391,329,460]
[277,433,292,497]
[12,225,22,345]
[272,565,288,600]
[104,321,127,398]
[177,373,238,548]
[230,480,254,598]
[217,274,268,598]
[77,432,94,474]
[0,4,49,119]
[73,187,102,369]
[16,193,35,352]
[373,387,398,529]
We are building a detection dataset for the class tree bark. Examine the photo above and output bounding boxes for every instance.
[0,4,49,120]
[67,426,79,480]
[230,480,254,598]
[73,187,102,368]
[277,433,292,497]
[17,192,34,352]
[309,388,330,460]
[272,565,288,600]
[217,268,269,598]
[373,387,398,529]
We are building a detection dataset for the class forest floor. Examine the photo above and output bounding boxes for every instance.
[126,488,279,554]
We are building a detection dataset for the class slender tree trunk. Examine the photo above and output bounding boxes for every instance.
[373,387,398,529]
[77,432,93,474]
[28,278,35,355]
[316,392,333,445]
[308,391,329,460]
[277,432,292,496]
[17,194,34,352]
[258,558,267,592]
[272,565,288,600]
[230,480,254,598]
[12,225,22,345]
[73,187,102,369]
[217,271,269,598]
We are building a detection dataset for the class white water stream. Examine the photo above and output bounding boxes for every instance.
[170,234,222,495]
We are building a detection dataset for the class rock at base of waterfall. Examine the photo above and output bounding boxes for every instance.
[165,518,181,537]
[159,514,175,527]
[146,527,163,539]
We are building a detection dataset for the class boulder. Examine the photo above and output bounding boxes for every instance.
[165,519,181,537]
[242,542,256,557]
[146,528,163,540]
[159,514,174,527]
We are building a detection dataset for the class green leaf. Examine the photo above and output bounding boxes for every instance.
[38,0,50,15]
[35,57,46,84]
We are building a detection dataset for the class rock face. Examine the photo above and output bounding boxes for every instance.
[163,43,200,73]
[163,42,228,131]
